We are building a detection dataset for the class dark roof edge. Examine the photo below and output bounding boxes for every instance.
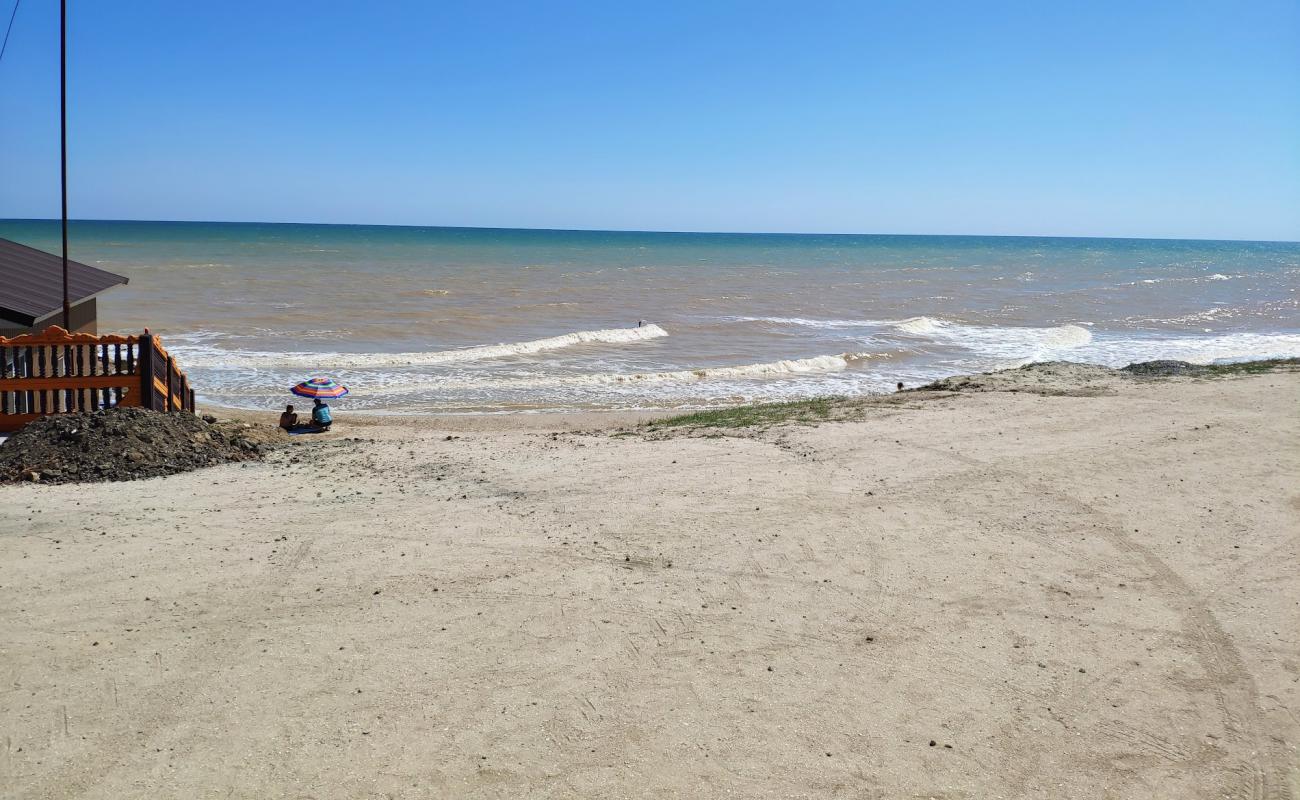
[0,237,129,284]
[0,308,38,327]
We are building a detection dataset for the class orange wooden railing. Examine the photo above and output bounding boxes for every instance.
[0,326,195,432]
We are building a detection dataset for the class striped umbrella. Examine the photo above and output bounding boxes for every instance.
[290,376,349,399]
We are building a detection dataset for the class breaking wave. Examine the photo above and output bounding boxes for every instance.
[732,315,882,329]
[894,316,946,335]
[1080,331,1300,367]
[169,324,668,369]
[332,351,880,399]
[725,314,1099,363]
[574,352,875,385]
[893,316,1093,361]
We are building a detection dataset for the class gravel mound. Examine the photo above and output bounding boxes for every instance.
[0,408,280,484]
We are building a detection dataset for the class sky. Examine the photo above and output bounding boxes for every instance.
[0,1,1297,240]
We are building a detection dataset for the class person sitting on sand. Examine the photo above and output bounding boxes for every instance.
[279,404,298,431]
[311,398,333,431]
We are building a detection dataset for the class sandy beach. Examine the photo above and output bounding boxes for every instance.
[2,366,1297,799]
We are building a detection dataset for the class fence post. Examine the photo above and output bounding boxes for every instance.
[166,354,176,410]
[138,329,156,411]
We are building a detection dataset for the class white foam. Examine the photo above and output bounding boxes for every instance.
[734,316,884,330]
[574,352,873,385]
[169,324,668,369]
[1120,272,1238,286]
[895,316,945,335]
[894,316,1300,368]
[242,351,878,401]
[1080,331,1300,367]
[892,316,1093,362]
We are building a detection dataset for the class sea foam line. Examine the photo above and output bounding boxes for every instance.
[570,352,875,385]
[169,324,668,369]
[892,316,1093,354]
[324,351,880,397]
[732,315,885,329]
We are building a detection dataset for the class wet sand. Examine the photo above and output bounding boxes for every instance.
[2,368,1298,798]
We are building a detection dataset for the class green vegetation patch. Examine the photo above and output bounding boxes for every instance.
[1199,358,1300,376]
[645,397,848,431]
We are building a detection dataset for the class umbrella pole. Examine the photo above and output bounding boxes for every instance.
[60,0,70,330]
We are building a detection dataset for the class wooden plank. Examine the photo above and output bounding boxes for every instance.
[166,355,176,410]
[0,326,137,348]
[138,333,156,411]
[100,343,112,408]
[113,343,124,404]
[0,375,138,392]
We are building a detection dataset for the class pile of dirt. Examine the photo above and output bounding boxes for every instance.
[0,408,281,484]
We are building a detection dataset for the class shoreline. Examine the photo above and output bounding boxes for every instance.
[3,364,1297,796]
[201,357,1300,433]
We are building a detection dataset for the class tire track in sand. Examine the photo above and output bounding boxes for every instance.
[914,443,1290,800]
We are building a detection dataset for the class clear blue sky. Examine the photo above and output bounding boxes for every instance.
[1,1,1297,240]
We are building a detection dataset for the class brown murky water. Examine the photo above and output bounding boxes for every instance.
[3,220,1297,411]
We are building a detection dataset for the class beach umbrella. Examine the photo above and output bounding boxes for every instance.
[291,377,349,399]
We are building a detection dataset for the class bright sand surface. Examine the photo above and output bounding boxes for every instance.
[1,368,1298,798]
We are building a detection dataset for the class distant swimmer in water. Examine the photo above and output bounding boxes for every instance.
[637,319,646,327]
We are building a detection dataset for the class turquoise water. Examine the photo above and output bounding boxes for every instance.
[2,219,1297,412]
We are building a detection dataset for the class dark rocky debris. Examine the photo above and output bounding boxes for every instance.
[0,407,280,484]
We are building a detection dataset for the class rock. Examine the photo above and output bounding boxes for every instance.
[201,414,218,424]
[24,471,40,482]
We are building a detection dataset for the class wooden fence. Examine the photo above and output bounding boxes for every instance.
[0,326,195,432]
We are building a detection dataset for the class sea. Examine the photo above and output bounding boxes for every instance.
[2,220,1297,413]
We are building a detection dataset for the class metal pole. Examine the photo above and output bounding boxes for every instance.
[60,0,70,330]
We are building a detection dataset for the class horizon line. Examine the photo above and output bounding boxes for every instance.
[1,217,1297,246]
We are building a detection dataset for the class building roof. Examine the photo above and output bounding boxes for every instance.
[0,237,129,327]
